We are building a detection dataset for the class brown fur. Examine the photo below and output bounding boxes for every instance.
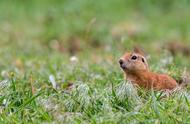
[119,48,178,90]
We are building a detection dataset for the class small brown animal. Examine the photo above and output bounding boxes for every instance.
[119,48,178,90]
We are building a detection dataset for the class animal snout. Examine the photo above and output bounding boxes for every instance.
[119,59,124,65]
[119,59,126,69]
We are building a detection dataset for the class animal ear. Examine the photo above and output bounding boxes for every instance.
[133,46,146,56]
[142,56,149,69]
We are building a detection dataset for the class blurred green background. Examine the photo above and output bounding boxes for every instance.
[0,0,190,56]
[0,0,190,123]
[0,0,190,68]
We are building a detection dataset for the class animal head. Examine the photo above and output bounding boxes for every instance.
[119,47,149,73]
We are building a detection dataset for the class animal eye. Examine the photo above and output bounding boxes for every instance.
[131,55,137,60]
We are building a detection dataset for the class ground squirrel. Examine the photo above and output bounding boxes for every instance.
[119,48,178,90]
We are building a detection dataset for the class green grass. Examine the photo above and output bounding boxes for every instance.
[0,0,190,123]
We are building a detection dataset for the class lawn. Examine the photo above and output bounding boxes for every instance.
[0,0,190,123]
